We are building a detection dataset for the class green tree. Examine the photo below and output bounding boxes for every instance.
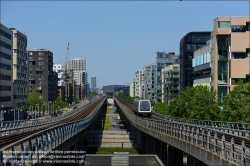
[221,80,250,123]
[54,96,68,110]
[169,85,220,120]
[154,102,169,115]
[26,91,43,108]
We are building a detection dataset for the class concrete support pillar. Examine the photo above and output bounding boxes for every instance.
[154,139,163,162]
[141,132,147,153]
[166,145,183,166]
[146,135,154,154]
[187,155,205,166]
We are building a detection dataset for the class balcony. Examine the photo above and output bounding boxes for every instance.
[29,57,35,61]
[29,77,35,80]
[36,68,42,71]
[172,75,179,78]
[36,86,42,90]
[218,55,227,61]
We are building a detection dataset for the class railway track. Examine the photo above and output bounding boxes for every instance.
[0,97,105,149]
[114,96,250,149]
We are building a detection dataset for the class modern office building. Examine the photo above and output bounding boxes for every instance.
[28,49,57,102]
[155,52,178,101]
[179,32,211,91]
[10,28,28,110]
[192,38,213,88]
[91,76,96,88]
[0,24,13,121]
[210,17,250,101]
[0,24,13,115]
[162,64,180,104]
[103,85,129,95]
[86,83,90,93]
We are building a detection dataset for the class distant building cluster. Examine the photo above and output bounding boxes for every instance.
[130,16,250,104]
[0,16,249,121]
[0,23,99,122]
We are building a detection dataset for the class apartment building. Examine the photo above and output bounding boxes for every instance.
[67,58,87,98]
[180,32,211,91]
[53,63,64,86]
[53,63,65,101]
[210,17,250,101]
[0,24,13,114]
[134,69,146,98]
[155,52,178,101]
[28,49,57,102]
[162,64,180,104]
[67,58,86,71]
[11,28,28,109]
[144,64,157,101]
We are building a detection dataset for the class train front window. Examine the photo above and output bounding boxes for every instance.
[140,101,150,111]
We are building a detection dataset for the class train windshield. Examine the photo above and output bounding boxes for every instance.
[140,101,150,111]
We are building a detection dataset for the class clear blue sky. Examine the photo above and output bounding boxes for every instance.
[2,1,249,88]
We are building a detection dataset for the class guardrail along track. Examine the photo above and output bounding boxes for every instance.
[0,97,106,166]
[116,96,250,136]
[0,97,105,148]
[114,96,250,165]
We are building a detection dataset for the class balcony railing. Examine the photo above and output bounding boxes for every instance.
[29,57,35,61]
[36,86,42,90]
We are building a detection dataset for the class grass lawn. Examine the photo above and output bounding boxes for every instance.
[106,107,112,114]
[41,115,52,119]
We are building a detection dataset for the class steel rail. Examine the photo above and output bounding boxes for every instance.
[0,97,106,166]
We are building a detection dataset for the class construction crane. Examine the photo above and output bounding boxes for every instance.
[64,42,69,70]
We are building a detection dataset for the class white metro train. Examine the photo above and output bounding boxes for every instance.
[132,99,152,117]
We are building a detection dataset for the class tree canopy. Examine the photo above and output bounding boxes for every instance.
[168,85,220,120]
[221,80,250,123]
[117,82,250,123]
[26,91,43,108]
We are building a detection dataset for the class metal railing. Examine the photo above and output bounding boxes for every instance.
[0,98,100,136]
[116,96,250,134]
[115,97,250,166]
[152,111,250,136]
[0,97,105,165]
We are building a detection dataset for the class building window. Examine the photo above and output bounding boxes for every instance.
[29,52,33,55]
[0,41,11,50]
[218,21,231,28]
[231,52,247,59]
[38,52,44,56]
[231,25,247,32]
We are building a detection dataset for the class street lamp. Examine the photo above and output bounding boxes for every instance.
[11,109,15,121]
[43,102,45,116]
[49,101,51,116]
[1,105,4,123]
[58,106,60,116]
[36,104,39,119]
